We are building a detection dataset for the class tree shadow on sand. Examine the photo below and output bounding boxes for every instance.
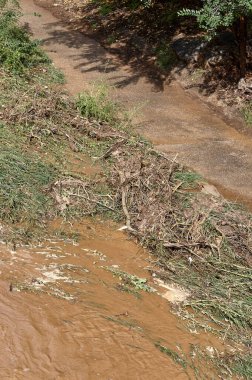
[34,0,199,92]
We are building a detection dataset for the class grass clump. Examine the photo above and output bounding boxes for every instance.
[0,0,49,74]
[76,83,118,123]
[155,343,187,369]
[0,126,58,223]
[242,102,252,125]
[173,170,202,189]
[170,256,252,336]
[99,3,113,16]
[231,355,252,380]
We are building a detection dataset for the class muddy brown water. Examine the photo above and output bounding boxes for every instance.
[0,219,224,379]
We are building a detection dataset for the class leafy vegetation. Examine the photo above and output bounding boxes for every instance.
[179,0,252,77]
[0,0,49,73]
[103,266,156,292]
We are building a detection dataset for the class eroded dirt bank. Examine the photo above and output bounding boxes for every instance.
[21,0,252,207]
[0,219,223,379]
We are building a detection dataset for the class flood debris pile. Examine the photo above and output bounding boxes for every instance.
[70,117,252,347]
[51,177,114,215]
[74,118,252,375]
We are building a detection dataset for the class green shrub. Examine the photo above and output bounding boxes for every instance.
[155,43,177,71]
[0,0,49,74]
[99,3,113,16]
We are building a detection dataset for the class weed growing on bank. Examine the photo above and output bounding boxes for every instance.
[0,131,57,224]
[0,0,49,74]
[243,102,252,126]
[76,83,118,123]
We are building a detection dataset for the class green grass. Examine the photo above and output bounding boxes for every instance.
[0,125,58,223]
[99,3,113,16]
[37,64,65,85]
[173,170,203,189]
[242,102,252,125]
[0,1,49,74]
[232,355,252,380]
[106,34,117,45]
[76,83,118,123]
[166,253,252,341]
[155,343,187,369]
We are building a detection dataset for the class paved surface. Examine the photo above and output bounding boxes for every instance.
[21,0,252,206]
